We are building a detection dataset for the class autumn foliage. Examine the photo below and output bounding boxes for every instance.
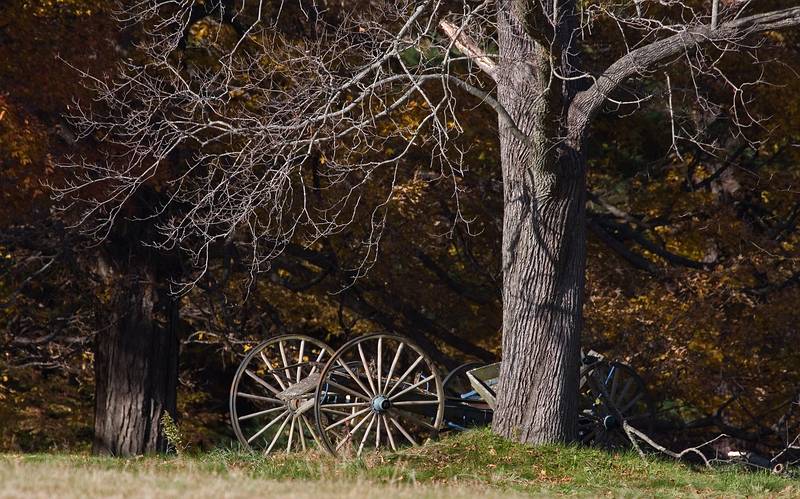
[1,0,799,451]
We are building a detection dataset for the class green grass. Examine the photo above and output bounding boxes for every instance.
[2,429,798,498]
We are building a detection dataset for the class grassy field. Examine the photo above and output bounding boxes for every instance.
[1,429,797,498]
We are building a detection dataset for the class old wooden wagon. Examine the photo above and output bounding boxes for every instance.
[229,333,653,456]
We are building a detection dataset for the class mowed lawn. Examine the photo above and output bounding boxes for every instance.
[1,429,797,498]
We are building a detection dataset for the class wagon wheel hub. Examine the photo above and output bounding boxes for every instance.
[602,415,618,430]
[371,395,391,413]
[287,397,305,412]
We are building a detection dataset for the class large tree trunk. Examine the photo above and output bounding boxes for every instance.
[491,3,587,444]
[93,263,179,456]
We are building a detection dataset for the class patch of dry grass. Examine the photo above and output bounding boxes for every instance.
[0,455,520,499]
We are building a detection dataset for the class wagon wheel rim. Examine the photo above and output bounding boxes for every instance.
[313,333,444,457]
[229,334,333,453]
[443,362,484,400]
[579,361,653,448]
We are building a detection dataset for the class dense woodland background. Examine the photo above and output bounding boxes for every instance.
[1,0,799,452]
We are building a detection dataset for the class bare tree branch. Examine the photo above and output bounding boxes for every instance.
[570,6,800,134]
[439,19,498,79]
[54,0,800,292]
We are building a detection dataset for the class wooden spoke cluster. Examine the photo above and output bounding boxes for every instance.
[229,335,332,454]
[314,334,444,456]
[578,361,654,448]
[229,333,444,457]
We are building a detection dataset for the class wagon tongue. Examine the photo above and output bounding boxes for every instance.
[276,372,321,401]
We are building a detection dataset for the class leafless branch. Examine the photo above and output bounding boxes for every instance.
[53,0,800,288]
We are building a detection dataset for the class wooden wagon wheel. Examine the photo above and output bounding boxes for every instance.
[313,333,444,456]
[229,334,333,453]
[578,360,654,448]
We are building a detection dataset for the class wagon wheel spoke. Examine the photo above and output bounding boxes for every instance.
[613,378,635,410]
[324,407,372,431]
[286,415,296,453]
[296,340,305,383]
[238,406,286,421]
[260,352,288,391]
[377,337,383,395]
[321,407,360,417]
[309,349,327,376]
[579,411,603,423]
[320,402,370,409]
[389,408,437,431]
[624,411,652,422]
[382,415,397,451]
[334,411,372,452]
[385,354,424,397]
[358,343,378,396]
[302,414,321,447]
[608,365,620,400]
[388,374,436,401]
[244,369,281,395]
[322,379,372,402]
[387,414,418,446]
[266,414,291,454]
[375,413,381,449]
[382,342,404,393]
[335,360,375,399]
[391,400,440,407]
[619,392,644,415]
[579,429,597,444]
[297,416,308,451]
[247,410,289,444]
[320,408,350,417]
[357,414,377,456]
[236,392,280,403]
[605,365,647,418]
[279,340,292,382]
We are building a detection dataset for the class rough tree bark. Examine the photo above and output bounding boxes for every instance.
[492,1,586,444]
[93,255,179,456]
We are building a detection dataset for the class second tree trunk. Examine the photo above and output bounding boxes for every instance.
[93,264,179,456]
